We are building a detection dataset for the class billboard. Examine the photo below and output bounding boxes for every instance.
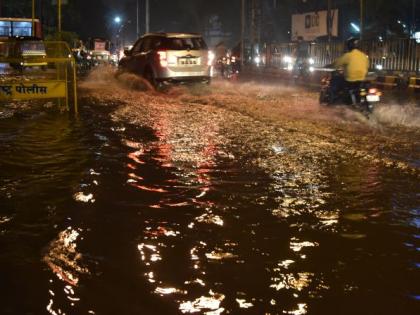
[291,10,338,41]
[94,41,106,51]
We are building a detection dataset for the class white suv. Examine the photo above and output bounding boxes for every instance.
[119,33,213,88]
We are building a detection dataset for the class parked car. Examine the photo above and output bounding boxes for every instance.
[118,32,213,88]
[0,37,47,70]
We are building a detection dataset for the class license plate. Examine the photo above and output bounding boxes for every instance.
[366,94,380,102]
[179,58,198,66]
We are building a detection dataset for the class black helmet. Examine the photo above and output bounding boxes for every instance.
[346,37,360,51]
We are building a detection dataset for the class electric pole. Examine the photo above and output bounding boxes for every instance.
[241,0,245,66]
[57,0,62,35]
[32,0,35,36]
[136,0,139,37]
[412,0,417,36]
[327,0,331,43]
[145,0,150,33]
[360,0,364,40]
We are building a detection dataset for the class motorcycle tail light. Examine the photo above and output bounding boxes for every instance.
[368,88,377,94]
[157,51,168,67]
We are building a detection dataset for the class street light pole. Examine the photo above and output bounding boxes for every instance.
[136,0,139,37]
[241,0,245,66]
[412,0,417,35]
[327,0,331,43]
[32,0,35,36]
[145,0,150,33]
[360,0,364,40]
[58,0,62,38]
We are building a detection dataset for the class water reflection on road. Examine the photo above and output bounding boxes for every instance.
[0,74,419,315]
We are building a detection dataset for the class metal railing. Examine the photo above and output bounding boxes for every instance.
[265,39,420,74]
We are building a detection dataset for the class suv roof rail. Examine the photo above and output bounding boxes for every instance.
[142,32,202,38]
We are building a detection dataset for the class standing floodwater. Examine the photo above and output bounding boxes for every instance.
[1,73,419,315]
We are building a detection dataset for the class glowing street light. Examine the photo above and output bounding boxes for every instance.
[351,23,360,33]
[114,16,122,24]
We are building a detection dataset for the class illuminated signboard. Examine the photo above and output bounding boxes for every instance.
[0,82,66,100]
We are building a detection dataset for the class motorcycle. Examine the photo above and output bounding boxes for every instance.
[319,70,382,114]
[217,55,240,80]
[293,58,315,79]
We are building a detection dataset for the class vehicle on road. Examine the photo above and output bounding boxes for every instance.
[319,70,382,114]
[217,53,240,80]
[118,33,213,88]
[282,55,315,78]
[0,36,47,70]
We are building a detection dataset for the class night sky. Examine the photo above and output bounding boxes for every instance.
[90,0,241,42]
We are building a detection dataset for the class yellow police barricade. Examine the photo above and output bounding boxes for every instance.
[0,40,78,113]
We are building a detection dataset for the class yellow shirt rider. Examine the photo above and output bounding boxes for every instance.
[334,38,369,82]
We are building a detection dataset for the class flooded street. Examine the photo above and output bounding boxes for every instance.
[1,68,419,315]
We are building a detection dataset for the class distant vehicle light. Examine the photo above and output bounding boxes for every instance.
[283,55,292,63]
[309,66,315,72]
[375,64,383,70]
[414,32,420,43]
[254,55,261,65]
[308,58,315,65]
[287,64,293,71]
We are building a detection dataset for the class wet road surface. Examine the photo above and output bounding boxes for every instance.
[1,68,419,315]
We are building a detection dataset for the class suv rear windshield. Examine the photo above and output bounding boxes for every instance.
[160,37,207,50]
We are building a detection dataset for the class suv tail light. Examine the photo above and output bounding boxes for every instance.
[157,51,168,67]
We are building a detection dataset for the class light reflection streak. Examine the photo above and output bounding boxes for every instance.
[138,243,162,264]
[122,139,143,149]
[196,213,224,226]
[284,303,307,315]
[205,250,237,260]
[185,278,206,286]
[127,150,145,164]
[289,238,318,252]
[47,298,66,315]
[270,272,313,291]
[130,183,169,193]
[127,163,137,170]
[236,298,253,308]
[132,106,232,314]
[44,227,89,315]
[0,216,12,224]
[73,192,95,203]
[154,287,187,295]
[179,290,225,314]
[128,172,144,181]
[44,227,89,286]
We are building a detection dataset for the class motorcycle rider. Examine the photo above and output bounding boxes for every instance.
[330,37,369,102]
[294,36,310,77]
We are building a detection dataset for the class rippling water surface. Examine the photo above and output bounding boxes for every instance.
[0,71,419,315]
